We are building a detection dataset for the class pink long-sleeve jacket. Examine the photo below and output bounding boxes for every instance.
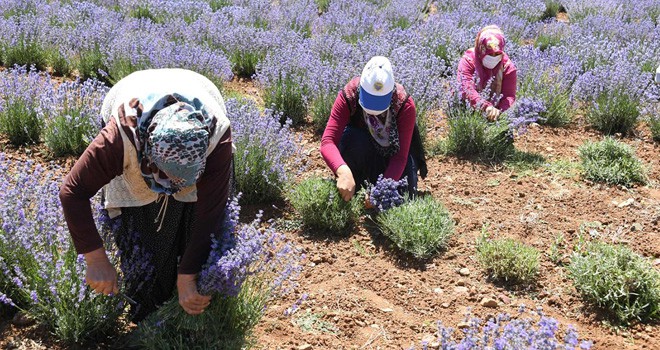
[457,25,517,112]
[457,49,517,112]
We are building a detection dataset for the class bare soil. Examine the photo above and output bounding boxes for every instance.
[1,79,659,349]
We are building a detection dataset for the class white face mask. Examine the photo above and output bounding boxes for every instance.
[482,54,502,69]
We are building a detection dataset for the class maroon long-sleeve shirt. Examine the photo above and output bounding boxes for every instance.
[320,91,416,181]
[59,117,232,274]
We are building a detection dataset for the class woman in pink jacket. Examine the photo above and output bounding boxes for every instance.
[457,25,517,121]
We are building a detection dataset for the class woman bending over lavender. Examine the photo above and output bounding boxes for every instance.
[60,68,233,321]
[457,25,518,121]
[320,56,427,203]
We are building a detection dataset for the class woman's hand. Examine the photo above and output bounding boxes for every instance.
[336,165,356,201]
[177,274,211,315]
[84,247,119,296]
[485,106,501,121]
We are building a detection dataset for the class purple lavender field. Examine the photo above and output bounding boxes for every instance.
[0,0,659,349]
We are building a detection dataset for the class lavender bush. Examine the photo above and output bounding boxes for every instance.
[512,46,580,126]
[130,196,303,349]
[226,98,304,204]
[444,100,514,161]
[476,235,540,285]
[289,177,361,234]
[0,156,124,343]
[572,63,648,135]
[650,114,660,142]
[256,40,316,126]
[409,306,592,349]
[377,196,454,259]
[44,78,107,156]
[0,66,50,145]
[569,241,660,324]
[578,137,647,187]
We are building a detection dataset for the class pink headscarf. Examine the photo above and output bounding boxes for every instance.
[471,25,510,95]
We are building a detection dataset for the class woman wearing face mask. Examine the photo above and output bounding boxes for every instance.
[320,56,427,203]
[457,25,517,121]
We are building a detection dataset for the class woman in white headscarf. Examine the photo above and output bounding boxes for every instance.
[60,69,233,320]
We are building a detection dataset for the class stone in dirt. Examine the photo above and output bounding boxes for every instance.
[454,286,469,294]
[297,344,312,350]
[458,268,470,276]
[480,297,498,308]
[617,198,635,208]
[422,334,435,343]
[498,294,511,304]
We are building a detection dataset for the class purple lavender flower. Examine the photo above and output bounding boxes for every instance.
[409,308,593,350]
[198,196,303,298]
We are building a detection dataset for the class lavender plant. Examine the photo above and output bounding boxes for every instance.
[257,41,316,126]
[289,177,361,234]
[44,78,107,156]
[572,63,648,135]
[476,235,540,285]
[377,196,454,259]
[512,46,580,126]
[226,98,304,204]
[0,66,51,145]
[409,307,593,349]
[444,100,514,161]
[578,137,647,187]
[568,241,660,324]
[130,196,303,349]
[369,175,408,211]
[0,156,125,344]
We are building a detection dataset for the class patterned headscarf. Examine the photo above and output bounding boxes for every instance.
[474,25,508,95]
[120,93,216,195]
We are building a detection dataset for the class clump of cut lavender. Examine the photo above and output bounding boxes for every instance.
[409,307,593,349]
[503,97,545,137]
[569,241,660,324]
[369,174,408,211]
[578,137,647,187]
[131,194,304,349]
[444,96,514,161]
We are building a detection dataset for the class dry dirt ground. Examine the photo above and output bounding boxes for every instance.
[0,79,659,349]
